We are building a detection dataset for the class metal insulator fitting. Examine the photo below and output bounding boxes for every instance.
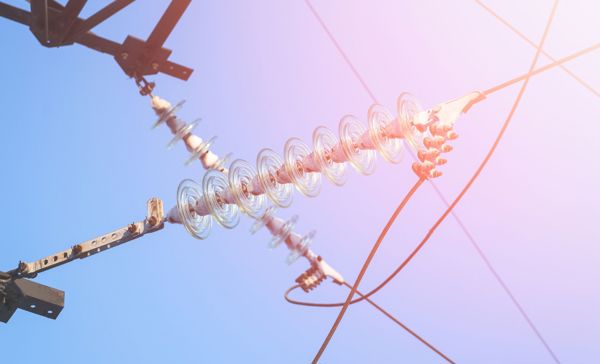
[429,169,443,178]
[435,157,448,165]
[423,135,445,149]
[18,261,29,274]
[446,131,459,140]
[440,143,454,153]
[411,162,427,179]
[429,123,452,136]
[412,161,440,179]
[415,123,429,133]
[72,244,83,255]
[295,265,326,292]
[127,223,139,234]
[417,148,440,162]
[421,160,436,172]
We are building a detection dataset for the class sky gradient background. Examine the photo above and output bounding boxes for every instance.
[0,0,599,363]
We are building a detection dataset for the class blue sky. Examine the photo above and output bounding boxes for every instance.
[0,1,599,363]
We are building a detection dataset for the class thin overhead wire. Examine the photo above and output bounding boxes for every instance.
[300,2,557,353]
[283,40,600,306]
[475,0,600,99]
[483,42,600,96]
[311,178,425,363]
[285,284,456,363]
[304,0,378,103]
[310,0,561,362]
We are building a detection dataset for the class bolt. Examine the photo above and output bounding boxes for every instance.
[446,131,459,140]
[435,157,448,165]
[128,223,139,234]
[72,244,83,255]
[440,144,453,153]
[417,148,440,162]
[148,216,159,227]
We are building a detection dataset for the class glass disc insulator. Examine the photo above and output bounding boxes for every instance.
[287,230,315,265]
[339,115,376,175]
[153,100,185,129]
[397,93,425,152]
[176,179,212,240]
[368,104,404,164]
[269,215,298,249]
[284,137,322,198]
[250,206,277,234]
[312,126,347,186]
[202,170,240,229]
[167,119,200,149]
[185,136,216,166]
[256,148,293,208]
[229,159,266,219]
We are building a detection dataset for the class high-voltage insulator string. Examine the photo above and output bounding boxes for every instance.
[148,95,463,360]
[311,1,561,362]
[150,98,347,277]
[145,35,598,364]
[147,90,463,361]
[152,42,600,240]
[144,36,600,327]
[155,90,480,232]
[148,89,473,303]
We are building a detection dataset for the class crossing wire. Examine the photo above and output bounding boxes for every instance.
[308,0,561,362]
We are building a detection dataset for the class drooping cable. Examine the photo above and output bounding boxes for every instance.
[281,40,600,310]
[285,283,455,363]
[303,5,600,361]
[312,177,425,363]
[311,1,561,362]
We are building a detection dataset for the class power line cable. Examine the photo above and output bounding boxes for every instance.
[311,177,425,362]
[285,283,456,363]
[311,1,561,362]
[475,0,600,99]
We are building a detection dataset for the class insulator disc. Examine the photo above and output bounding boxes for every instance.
[185,136,216,166]
[256,148,293,208]
[284,138,322,198]
[397,93,425,151]
[250,206,277,234]
[202,170,240,229]
[176,179,212,240]
[368,104,404,163]
[339,115,376,175]
[153,100,185,129]
[229,159,266,218]
[269,215,298,249]
[167,119,200,149]
[312,126,347,186]
[287,230,315,265]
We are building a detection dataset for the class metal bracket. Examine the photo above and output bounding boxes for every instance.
[1,198,164,323]
[0,277,65,323]
[15,198,164,278]
[0,1,193,81]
